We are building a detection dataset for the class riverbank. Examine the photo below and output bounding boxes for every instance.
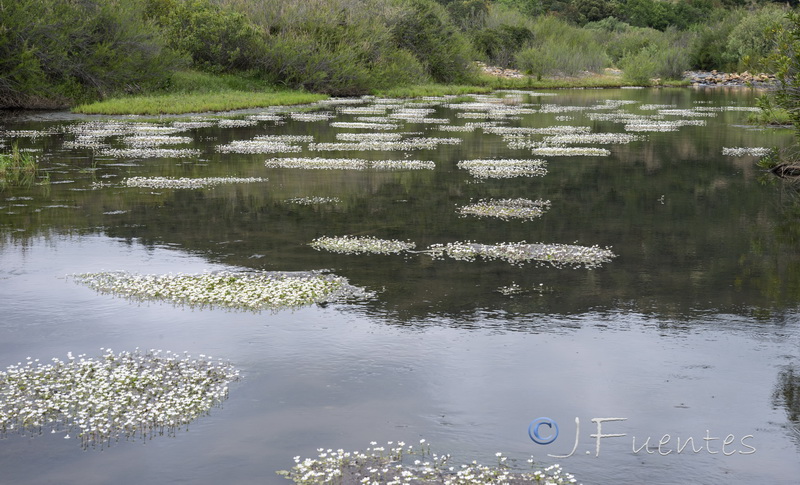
[63,66,776,116]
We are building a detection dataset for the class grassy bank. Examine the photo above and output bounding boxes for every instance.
[71,69,691,116]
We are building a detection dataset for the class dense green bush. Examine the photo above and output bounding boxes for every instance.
[164,0,264,73]
[0,0,178,107]
[516,16,609,77]
[724,5,789,72]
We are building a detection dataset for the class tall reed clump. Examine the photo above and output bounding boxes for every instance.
[0,143,39,188]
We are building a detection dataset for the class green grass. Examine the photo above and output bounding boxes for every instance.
[73,90,327,115]
[748,107,793,126]
[0,143,39,188]
[73,70,328,115]
[372,83,493,98]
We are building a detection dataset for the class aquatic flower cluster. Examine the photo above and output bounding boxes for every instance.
[121,135,193,147]
[72,271,373,311]
[310,236,416,255]
[329,122,400,130]
[218,119,258,128]
[531,147,611,157]
[98,148,201,158]
[122,176,266,189]
[277,441,580,485]
[458,198,551,220]
[542,133,640,145]
[722,147,771,157]
[217,139,303,154]
[308,137,460,152]
[286,197,341,205]
[0,348,238,449]
[427,241,616,268]
[265,158,434,170]
[457,159,547,179]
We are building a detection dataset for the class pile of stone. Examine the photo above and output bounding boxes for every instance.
[684,70,778,88]
[475,61,525,79]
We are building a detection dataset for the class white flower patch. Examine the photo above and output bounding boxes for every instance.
[555,115,574,122]
[255,135,314,143]
[484,126,592,136]
[310,235,416,255]
[308,137,460,152]
[694,106,760,112]
[639,104,678,110]
[335,133,404,142]
[543,133,640,145]
[72,270,372,311]
[587,112,658,123]
[722,147,772,157]
[288,112,334,122]
[171,120,216,129]
[122,177,266,189]
[286,196,341,205]
[1,129,59,138]
[121,135,193,147]
[354,116,393,123]
[436,125,477,132]
[458,198,551,220]
[0,348,238,449]
[65,121,133,138]
[657,109,717,118]
[539,104,593,113]
[265,157,434,170]
[216,140,302,154]
[531,147,611,156]
[98,148,201,158]
[623,120,706,132]
[62,137,110,150]
[337,106,387,115]
[277,441,580,485]
[218,119,258,128]
[457,159,548,179]
[329,122,400,130]
[246,113,283,122]
[427,241,616,268]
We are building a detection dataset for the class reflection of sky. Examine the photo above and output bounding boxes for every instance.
[1,235,799,485]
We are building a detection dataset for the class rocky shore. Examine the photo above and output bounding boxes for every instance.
[476,61,779,88]
[683,70,778,88]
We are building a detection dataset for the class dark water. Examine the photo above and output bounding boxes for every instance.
[1,88,799,484]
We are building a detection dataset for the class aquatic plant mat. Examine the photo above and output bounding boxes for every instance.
[278,441,579,485]
[72,271,374,311]
[427,242,616,269]
[310,236,416,255]
[0,349,238,449]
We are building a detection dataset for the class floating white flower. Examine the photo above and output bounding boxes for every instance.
[310,235,416,255]
[122,176,266,189]
[722,147,772,157]
[457,159,548,179]
[72,270,373,311]
[335,133,404,142]
[531,147,611,156]
[216,139,302,154]
[288,112,334,122]
[0,349,238,449]
[458,198,551,220]
[121,135,192,147]
[98,148,201,158]
[265,157,433,170]
[329,122,400,130]
[277,441,580,485]
[218,119,258,128]
[427,241,616,268]
[286,196,341,205]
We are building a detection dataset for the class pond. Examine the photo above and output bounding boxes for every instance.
[1,87,799,484]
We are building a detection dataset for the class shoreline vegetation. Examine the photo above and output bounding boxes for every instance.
[3,0,796,118]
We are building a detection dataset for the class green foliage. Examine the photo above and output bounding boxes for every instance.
[0,0,179,107]
[516,16,609,77]
[725,5,789,72]
[689,10,743,71]
[389,0,477,83]
[0,143,39,189]
[472,24,535,67]
[164,0,264,73]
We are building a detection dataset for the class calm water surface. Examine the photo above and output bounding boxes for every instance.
[1,88,799,484]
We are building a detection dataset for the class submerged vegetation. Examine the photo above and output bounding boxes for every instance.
[0,349,238,449]
[278,441,580,485]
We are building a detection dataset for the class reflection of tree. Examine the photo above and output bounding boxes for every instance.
[773,366,800,444]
